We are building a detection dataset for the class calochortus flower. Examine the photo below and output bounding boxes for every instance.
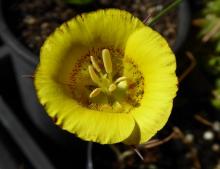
[34,9,178,145]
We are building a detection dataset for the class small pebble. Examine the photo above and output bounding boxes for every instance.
[147,7,156,14]
[140,5,146,12]
[23,15,37,25]
[203,130,214,141]
[213,121,220,132]
[155,5,163,11]
[41,22,50,29]
[212,144,220,152]
[184,133,194,143]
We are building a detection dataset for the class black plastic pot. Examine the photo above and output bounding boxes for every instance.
[173,0,191,53]
[0,0,190,148]
[0,97,55,169]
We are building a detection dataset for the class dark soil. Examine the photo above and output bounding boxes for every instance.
[10,0,177,55]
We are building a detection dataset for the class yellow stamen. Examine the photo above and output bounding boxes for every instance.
[88,49,128,107]
[108,83,117,93]
[88,65,100,84]
[89,88,102,98]
[117,80,128,90]
[102,49,112,74]
[115,76,128,84]
[90,56,101,73]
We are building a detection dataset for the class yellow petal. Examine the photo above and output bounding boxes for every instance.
[124,27,178,144]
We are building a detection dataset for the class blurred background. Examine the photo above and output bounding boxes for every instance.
[0,0,220,169]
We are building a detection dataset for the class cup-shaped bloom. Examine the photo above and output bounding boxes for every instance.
[34,9,178,145]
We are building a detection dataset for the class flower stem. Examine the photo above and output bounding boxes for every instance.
[147,0,182,26]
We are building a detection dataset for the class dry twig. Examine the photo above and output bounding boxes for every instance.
[179,51,197,82]
[194,114,213,127]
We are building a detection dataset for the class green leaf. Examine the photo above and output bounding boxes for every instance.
[208,57,220,75]
[64,0,94,5]
[215,79,220,88]
[199,19,215,37]
[148,0,182,26]
[211,88,220,110]
[204,0,220,16]
[216,41,220,52]
[211,98,220,110]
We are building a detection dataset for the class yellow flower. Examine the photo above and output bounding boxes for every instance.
[34,9,178,145]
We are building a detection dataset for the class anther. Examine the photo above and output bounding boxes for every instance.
[90,56,101,73]
[88,65,100,84]
[115,76,128,84]
[108,83,117,93]
[89,88,102,98]
[102,49,112,74]
[117,80,128,90]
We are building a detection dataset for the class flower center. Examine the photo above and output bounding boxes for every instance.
[68,48,144,113]
[88,49,129,111]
